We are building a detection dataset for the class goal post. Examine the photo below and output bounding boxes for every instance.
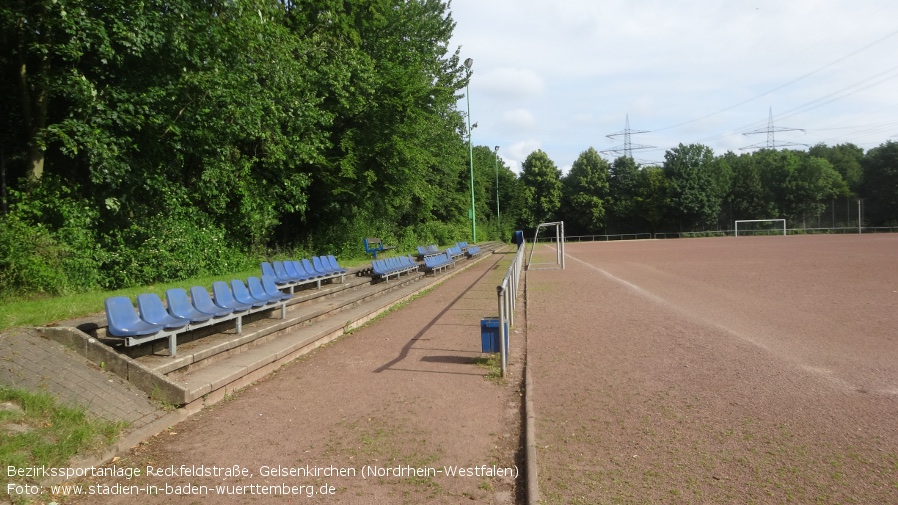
[526,221,566,270]
[734,219,787,237]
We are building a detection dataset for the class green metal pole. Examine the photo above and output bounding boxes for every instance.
[467,82,476,243]
[494,146,500,237]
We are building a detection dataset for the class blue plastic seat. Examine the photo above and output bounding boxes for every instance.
[326,255,347,274]
[312,256,336,275]
[165,288,214,323]
[230,279,270,308]
[257,275,293,301]
[190,286,236,317]
[136,293,190,330]
[245,276,276,303]
[271,261,297,282]
[289,260,315,280]
[261,262,287,285]
[284,260,308,281]
[303,258,326,277]
[105,296,163,337]
[212,281,252,312]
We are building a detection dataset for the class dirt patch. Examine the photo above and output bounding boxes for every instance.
[528,235,898,504]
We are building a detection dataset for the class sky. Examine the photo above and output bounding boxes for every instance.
[446,0,898,173]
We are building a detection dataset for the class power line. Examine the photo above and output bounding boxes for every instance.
[741,107,806,150]
[652,27,898,134]
[601,115,655,158]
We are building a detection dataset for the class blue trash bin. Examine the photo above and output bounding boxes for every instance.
[513,230,524,246]
[480,317,509,353]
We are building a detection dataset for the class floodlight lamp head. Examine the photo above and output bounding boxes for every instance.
[464,58,473,69]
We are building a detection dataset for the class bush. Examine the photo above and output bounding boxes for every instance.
[0,179,102,296]
[99,211,252,289]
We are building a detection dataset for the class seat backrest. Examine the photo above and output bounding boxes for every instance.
[166,288,192,318]
[261,262,276,277]
[247,276,270,300]
[212,281,240,307]
[326,255,341,270]
[230,279,257,304]
[166,288,212,322]
[283,260,301,279]
[190,286,233,316]
[105,296,146,329]
[312,256,330,273]
[137,293,170,324]
[259,275,291,299]
[302,258,319,275]
[272,261,292,281]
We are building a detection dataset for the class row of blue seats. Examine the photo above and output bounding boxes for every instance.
[423,252,456,274]
[445,246,464,259]
[261,256,347,292]
[465,245,481,257]
[104,275,292,356]
[416,244,441,259]
[371,255,420,282]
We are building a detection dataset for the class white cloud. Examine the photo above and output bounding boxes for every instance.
[501,140,543,174]
[499,108,538,132]
[478,68,546,102]
[451,0,898,170]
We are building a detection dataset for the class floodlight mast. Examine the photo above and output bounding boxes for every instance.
[464,57,476,243]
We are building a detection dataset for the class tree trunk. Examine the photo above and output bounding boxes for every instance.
[17,12,48,184]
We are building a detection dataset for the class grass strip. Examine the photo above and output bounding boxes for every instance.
[0,387,125,487]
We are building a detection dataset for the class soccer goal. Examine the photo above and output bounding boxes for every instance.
[734,219,787,237]
[526,221,566,270]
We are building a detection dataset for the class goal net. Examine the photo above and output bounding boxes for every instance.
[734,219,787,237]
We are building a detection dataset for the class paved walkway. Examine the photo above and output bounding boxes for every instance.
[37,251,525,504]
[0,328,164,429]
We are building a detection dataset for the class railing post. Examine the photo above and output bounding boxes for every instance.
[497,283,507,378]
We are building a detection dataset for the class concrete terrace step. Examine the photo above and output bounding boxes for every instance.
[136,270,427,376]
[42,243,505,409]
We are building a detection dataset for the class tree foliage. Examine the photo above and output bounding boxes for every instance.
[663,143,722,230]
[519,150,562,227]
[560,148,609,233]
[861,141,898,226]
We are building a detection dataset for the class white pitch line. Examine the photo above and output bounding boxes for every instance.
[558,248,876,396]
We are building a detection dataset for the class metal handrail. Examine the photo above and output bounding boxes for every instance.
[496,240,526,377]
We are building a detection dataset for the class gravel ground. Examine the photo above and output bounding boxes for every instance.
[527,235,898,504]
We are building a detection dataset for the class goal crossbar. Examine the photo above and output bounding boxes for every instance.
[734,219,786,237]
[526,221,566,270]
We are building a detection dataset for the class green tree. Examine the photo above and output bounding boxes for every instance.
[861,140,898,226]
[809,143,864,195]
[785,155,845,225]
[608,156,641,233]
[520,150,562,227]
[635,166,669,232]
[663,143,721,230]
[561,147,610,233]
[727,152,775,220]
